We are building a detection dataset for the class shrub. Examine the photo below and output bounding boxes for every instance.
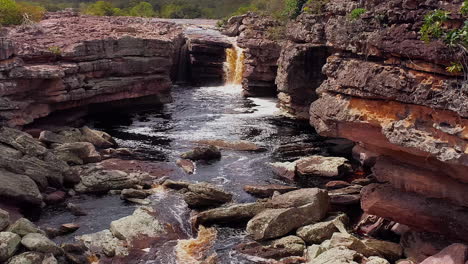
[17,2,46,22]
[462,0,468,16]
[48,46,61,55]
[303,0,329,14]
[84,1,116,16]
[0,0,22,25]
[129,2,155,17]
[446,62,464,73]
[283,0,307,19]
[420,10,450,42]
[350,8,367,20]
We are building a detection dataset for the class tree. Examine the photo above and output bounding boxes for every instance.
[0,0,22,25]
[85,1,116,16]
[129,2,155,17]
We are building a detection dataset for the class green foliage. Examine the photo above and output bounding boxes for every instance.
[129,2,155,17]
[420,10,450,42]
[445,22,468,47]
[303,0,329,14]
[18,2,46,22]
[48,46,62,55]
[446,62,464,73]
[349,8,367,20]
[0,0,46,26]
[160,4,202,19]
[283,0,307,19]
[462,0,468,16]
[84,1,116,16]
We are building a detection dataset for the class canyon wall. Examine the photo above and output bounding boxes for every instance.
[0,12,184,127]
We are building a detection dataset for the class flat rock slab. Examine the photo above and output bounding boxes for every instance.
[243,184,298,198]
[195,139,266,152]
[296,155,352,178]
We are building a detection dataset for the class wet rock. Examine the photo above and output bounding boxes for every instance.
[243,184,298,198]
[59,223,80,235]
[120,189,150,200]
[44,191,66,205]
[74,166,146,193]
[52,142,102,165]
[308,246,363,264]
[39,127,116,149]
[21,233,61,255]
[7,252,44,264]
[101,148,133,157]
[195,201,274,225]
[329,185,362,205]
[61,242,88,264]
[247,189,329,240]
[297,213,349,244]
[269,162,296,182]
[77,229,128,257]
[296,155,352,178]
[195,139,266,152]
[183,182,233,208]
[325,181,351,190]
[66,203,87,216]
[176,159,196,174]
[420,243,468,264]
[236,235,306,260]
[329,233,378,257]
[109,207,164,242]
[162,180,190,190]
[362,238,403,262]
[0,169,43,206]
[125,198,151,205]
[180,145,221,161]
[0,232,21,262]
[0,209,10,231]
[7,218,45,237]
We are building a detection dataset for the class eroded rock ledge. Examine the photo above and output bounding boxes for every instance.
[0,12,184,127]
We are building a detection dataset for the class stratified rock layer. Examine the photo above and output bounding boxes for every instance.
[0,13,184,127]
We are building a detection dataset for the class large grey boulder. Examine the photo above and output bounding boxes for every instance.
[0,209,10,231]
[184,182,232,208]
[180,145,221,161]
[270,188,330,208]
[296,155,352,178]
[7,252,44,264]
[297,213,349,244]
[7,218,44,237]
[21,233,61,255]
[195,201,274,225]
[52,142,102,165]
[77,229,128,257]
[74,166,146,193]
[109,207,164,242]
[0,232,21,262]
[0,169,42,206]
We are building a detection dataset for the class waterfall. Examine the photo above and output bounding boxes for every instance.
[224,44,245,85]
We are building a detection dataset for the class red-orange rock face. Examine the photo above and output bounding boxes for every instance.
[0,12,184,127]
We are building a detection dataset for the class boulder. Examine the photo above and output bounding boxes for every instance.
[77,229,128,257]
[162,180,190,190]
[74,166,146,193]
[329,185,362,205]
[176,159,196,174]
[296,156,352,178]
[180,146,221,161]
[0,209,10,231]
[420,244,468,264]
[183,182,232,208]
[269,162,296,182]
[59,223,80,235]
[61,242,88,264]
[0,169,43,206]
[243,184,298,198]
[120,189,150,200]
[297,213,349,244]
[270,188,329,209]
[44,191,66,205]
[307,246,363,264]
[109,207,164,242]
[195,201,274,225]
[39,127,116,148]
[21,233,62,255]
[236,235,306,260]
[7,218,44,237]
[42,254,58,264]
[52,142,102,165]
[328,233,378,257]
[195,139,266,152]
[7,252,44,264]
[0,232,21,262]
[362,238,403,261]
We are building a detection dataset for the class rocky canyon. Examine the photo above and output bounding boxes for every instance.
[0,1,467,264]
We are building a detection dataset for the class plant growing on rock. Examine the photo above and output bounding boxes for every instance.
[48,46,62,55]
[446,62,464,73]
[303,0,329,14]
[420,10,450,42]
[349,8,367,20]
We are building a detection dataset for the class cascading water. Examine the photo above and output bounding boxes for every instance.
[224,43,245,85]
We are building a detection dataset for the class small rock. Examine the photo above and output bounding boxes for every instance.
[125,198,151,205]
[362,238,403,261]
[420,243,468,264]
[59,223,80,235]
[309,246,363,264]
[325,181,351,190]
[53,142,102,165]
[367,256,390,264]
[7,252,44,264]
[243,184,298,198]
[296,155,352,178]
[120,189,150,200]
[42,254,58,264]
[62,242,88,264]
[162,180,190,190]
[329,233,378,257]
[180,145,221,161]
[236,235,306,260]
[176,159,196,174]
[351,178,374,186]
[7,218,45,236]
[183,182,232,208]
[68,189,76,196]
[44,191,67,205]
[109,207,164,242]
[21,233,62,254]
[297,213,349,244]
[0,209,10,231]
[269,162,296,182]
[0,232,21,262]
[66,203,87,216]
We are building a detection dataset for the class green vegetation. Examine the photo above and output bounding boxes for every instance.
[446,62,464,73]
[0,0,45,26]
[303,0,329,14]
[420,10,450,42]
[349,8,367,20]
[462,0,468,16]
[48,46,62,55]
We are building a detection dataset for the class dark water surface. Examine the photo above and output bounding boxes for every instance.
[39,85,329,263]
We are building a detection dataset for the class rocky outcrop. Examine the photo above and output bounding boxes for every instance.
[225,13,283,97]
[0,13,184,127]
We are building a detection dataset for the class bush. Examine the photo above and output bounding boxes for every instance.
[129,2,155,17]
[462,0,468,16]
[160,4,203,19]
[0,0,23,25]
[84,1,116,16]
[17,2,46,22]
[303,0,329,14]
[349,8,367,20]
[283,0,307,19]
[420,10,450,42]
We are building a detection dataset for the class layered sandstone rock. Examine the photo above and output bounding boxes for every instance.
[0,13,184,127]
